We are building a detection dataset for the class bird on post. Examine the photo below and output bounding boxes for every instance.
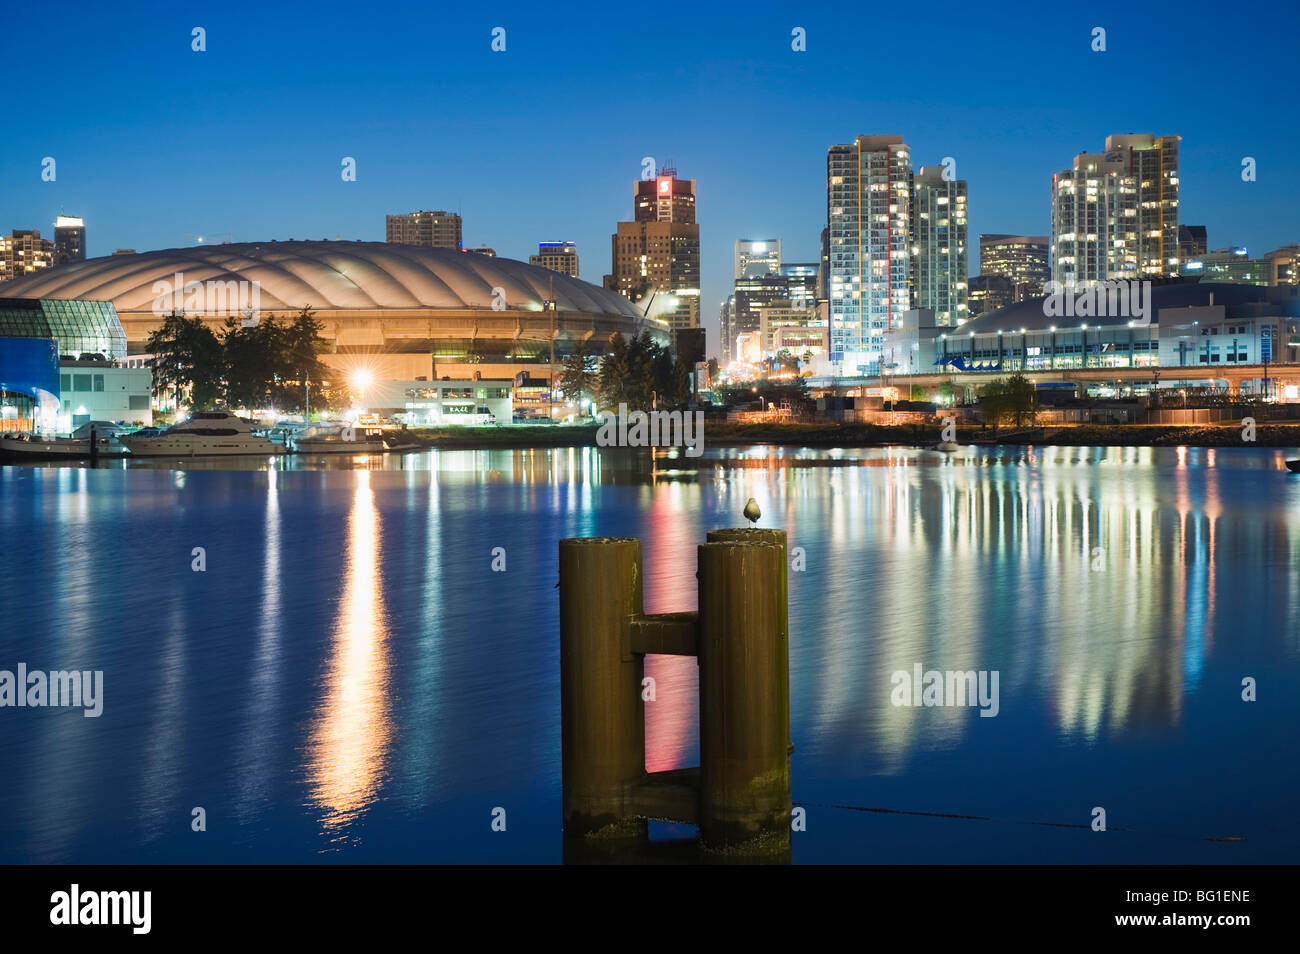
[743,497,761,525]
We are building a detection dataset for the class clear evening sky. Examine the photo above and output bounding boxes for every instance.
[2,0,1296,353]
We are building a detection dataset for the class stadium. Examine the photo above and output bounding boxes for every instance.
[0,240,667,384]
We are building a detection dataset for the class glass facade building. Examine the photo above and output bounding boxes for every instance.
[0,298,127,359]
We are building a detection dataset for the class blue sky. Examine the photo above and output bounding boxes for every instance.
[2,0,1297,353]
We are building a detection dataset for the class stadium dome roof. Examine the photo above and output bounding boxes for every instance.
[0,241,641,318]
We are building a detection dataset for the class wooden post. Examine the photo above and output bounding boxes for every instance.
[707,528,790,758]
[696,539,790,848]
[558,537,645,836]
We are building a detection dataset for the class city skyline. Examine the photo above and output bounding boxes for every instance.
[2,0,1297,354]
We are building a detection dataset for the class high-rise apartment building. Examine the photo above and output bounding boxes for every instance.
[911,166,968,326]
[605,169,700,331]
[0,229,56,283]
[385,210,463,249]
[529,242,579,277]
[735,239,781,279]
[54,215,86,264]
[827,135,912,373]
[719,296,735,362]
[1050,133,1180,287]
[979,234,1049,301]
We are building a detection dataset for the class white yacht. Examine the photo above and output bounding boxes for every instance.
[292,423,388,454]
[0,421,130,460]
[119,411,286,457]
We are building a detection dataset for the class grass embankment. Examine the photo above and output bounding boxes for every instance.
[401,421,1300,449]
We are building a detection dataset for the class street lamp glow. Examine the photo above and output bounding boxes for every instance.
[352,370,373,390]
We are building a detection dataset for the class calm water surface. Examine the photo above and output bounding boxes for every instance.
[2,444,1299,863]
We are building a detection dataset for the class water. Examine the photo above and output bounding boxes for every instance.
[2,444,1298,863]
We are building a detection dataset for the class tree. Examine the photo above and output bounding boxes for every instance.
[979,373,1037,429]
[220,314,284,409]
[1004,373,1038,426]
[145,312,223,408]
[278,307,331,412]
[558,344,596,409]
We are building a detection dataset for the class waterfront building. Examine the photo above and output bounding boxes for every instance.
[827,135,912,373]
[930,283,1300,390]
[0,242,664,390]
[0,297,141,432]
[386,210,463,249]
[911,166,968,326]
[1050,134,1180,287]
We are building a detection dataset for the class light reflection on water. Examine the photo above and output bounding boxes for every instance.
[305,471,393,840]
[2,443,1299,863]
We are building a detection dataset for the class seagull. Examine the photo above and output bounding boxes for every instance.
[743,498,761,525]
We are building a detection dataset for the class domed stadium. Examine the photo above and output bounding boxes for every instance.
[0,240,666,382]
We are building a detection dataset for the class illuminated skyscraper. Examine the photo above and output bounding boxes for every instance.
[605,168,700,331]
[734,239,781,279]
[911,166,968,326]
[827,135,912,374]
[54,215,85,264]
[1050,134,1180,287]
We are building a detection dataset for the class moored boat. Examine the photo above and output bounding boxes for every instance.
[291,424,388,454]
[1287,459,1300,473]
[119,411,286,457]
[0,421,130,460]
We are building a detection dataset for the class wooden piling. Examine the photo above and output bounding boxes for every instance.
[558,537,646,836]
[696,539,790,848]
[706,528,790,756]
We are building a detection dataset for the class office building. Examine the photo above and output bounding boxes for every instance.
[735,239,781,279]
[605,168,700,331]
[530,242,579,277]
[463,246,496,257]
[979,234,1049,301]
[911,165,968,326]
[1184,247,1273,285]
[967,275,1016,318]
[827,135,912,373]
[386,210,463,249]
[54,216,86,264]
[1050,134,1180,287]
